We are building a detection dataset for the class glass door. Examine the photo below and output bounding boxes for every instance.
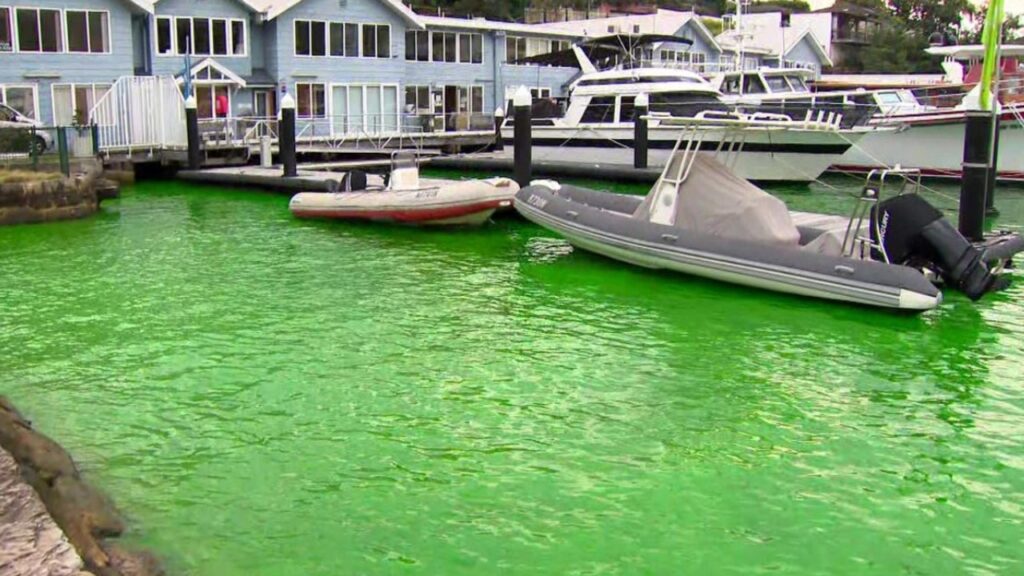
[382,86,397,132]
[366,85,381,134]
[347,85,364,134]
[330,85,347,135]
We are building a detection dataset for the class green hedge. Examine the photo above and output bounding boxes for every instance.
[0,128,33,154]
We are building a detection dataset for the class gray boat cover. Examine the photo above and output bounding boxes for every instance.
[633,154,801,247]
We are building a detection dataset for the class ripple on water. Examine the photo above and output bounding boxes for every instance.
[0,180,1023,575]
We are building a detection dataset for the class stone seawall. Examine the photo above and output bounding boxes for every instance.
[0,172,119,226]
[0,397,163,576]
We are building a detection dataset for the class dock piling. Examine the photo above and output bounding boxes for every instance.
[634,93,649,170]
[185,95,201,171]
[493,107,505,152]
[959,110,995,241]
[513,87,532,188]
[56,128,69,177]
[280,93,298,178]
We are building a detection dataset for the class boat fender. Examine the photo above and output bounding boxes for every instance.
[530,179,562,191]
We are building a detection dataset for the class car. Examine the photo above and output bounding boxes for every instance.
[0,103,51,155]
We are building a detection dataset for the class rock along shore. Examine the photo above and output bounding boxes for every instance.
[0,170,119,226]
[0,397,163,576]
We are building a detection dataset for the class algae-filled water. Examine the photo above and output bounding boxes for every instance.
[2,176,1024,575]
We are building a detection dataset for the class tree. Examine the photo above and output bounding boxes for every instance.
[889,0,975,37]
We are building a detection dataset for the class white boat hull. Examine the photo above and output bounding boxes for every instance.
[833,108,1024,182]
[504,125,858,183]
[289,178,518,226]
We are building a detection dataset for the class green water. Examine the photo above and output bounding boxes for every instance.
[2,177,1023,575]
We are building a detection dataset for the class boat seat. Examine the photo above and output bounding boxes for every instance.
[341,170,369,192]
[390,166,421,191]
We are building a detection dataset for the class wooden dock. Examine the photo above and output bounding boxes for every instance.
[178,166,347,192]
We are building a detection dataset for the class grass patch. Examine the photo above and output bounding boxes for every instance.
[0,170,63,184]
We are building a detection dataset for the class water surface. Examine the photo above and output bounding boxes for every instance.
[1,176,1022,575]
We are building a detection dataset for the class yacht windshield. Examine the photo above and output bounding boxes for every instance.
[765,76,790,92]
[785,75,809,92]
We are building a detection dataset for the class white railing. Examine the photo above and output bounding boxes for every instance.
[89,76,186,154]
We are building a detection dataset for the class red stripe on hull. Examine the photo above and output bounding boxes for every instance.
[291,199,506,223]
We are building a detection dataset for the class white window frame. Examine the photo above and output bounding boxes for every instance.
[50,82,112,125]
[328,82,399,133]
[0,6,16,52]
[295,82,327,118]
[360,23,390,59]
[155,15,247,58]
[505,36,526,64]
[12,6,64,54]
[0,83,40,120]
[63,9,111,55]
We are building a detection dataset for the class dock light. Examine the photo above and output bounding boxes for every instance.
[280,92,296,109]
[493,107,505,152]
[635,92,649,108]
[185,94,197,109]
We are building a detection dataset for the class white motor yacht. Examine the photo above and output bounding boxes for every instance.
[503,34,866,184]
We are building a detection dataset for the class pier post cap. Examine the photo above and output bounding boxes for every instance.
[494,107,505,118]
[280,92,296,110]
[635,92,649,108]
[185,94,197,110]
[513,86,532,108]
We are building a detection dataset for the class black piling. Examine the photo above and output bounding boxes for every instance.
[56,127,69,177]
[185,95,201,170]
[493,108,505,152]
[986,114,1001,216]
[959,110,995,242]
[280,94,298,178]
[513,88,532,188]
[633,93,649,170]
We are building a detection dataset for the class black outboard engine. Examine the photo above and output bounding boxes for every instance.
[871,194,1020,300]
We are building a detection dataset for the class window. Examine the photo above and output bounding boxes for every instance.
[551,40,568,52]
[432,31,446,62]
[580,96,615,123]
[159,16,246,56]
[330,23,344,56]
[505,36,526,63]
[232,20,244,55]
[52,83,111,125]
[443,32,456,63]
[156,17,172,54]
[212,19,228,55]
[294,20,310,55]
[16,8,62,53]
[175,17,190,54]
[742,74,767,94]
[633,24,641,33]
[0,85,37,119]
[471,85,483,114]
[65,11,109,54]
[405,85,431,113]
[296,83,326,118]
[311,21,326,56]
[193,18,210,54]
[471,34,483,63]
[344,23,359,56]
[0,8,11,52]
[361,24,389,58]
[766,76,789,92]
[406,30,429,61]
[530,88,551,99]
[458,34,470,63]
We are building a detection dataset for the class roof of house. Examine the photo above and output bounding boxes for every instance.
[418,15,581,39]
[153,0,264,12]
[716,23,832,66]
[248,0,423,28]
[530,9,721,51]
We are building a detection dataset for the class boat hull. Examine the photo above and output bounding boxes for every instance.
[290,178,518,226]
[502,125,858,183]
[514,185,942,311]
[833,107,1024,182]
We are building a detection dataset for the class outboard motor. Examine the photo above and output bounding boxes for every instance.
[871,194,1020,300]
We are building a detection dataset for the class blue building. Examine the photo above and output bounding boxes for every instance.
[0,1,826,129]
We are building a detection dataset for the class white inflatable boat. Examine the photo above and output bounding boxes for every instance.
[290,152,518,226]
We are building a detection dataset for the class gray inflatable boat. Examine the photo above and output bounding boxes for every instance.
[515,153,1022,311]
